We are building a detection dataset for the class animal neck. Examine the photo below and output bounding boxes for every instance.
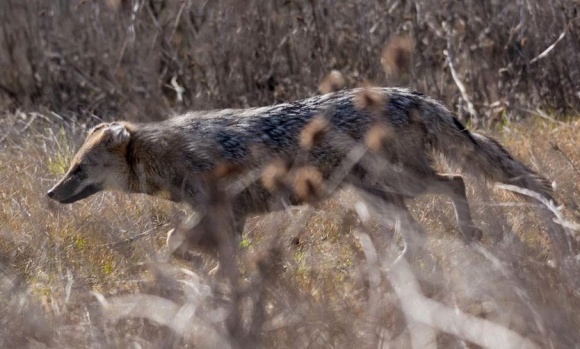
[124,123,162,196]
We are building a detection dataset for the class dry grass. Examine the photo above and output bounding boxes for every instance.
[1,1,579,120]
[1,112,579,348]
[2,2,578,346]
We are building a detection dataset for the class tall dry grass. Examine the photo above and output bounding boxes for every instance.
[0,0,579,123]
[0,110,579,348]
[0,0,580,347]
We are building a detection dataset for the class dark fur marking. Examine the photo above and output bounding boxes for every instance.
[452,117,477,144]
[216,130,248,161]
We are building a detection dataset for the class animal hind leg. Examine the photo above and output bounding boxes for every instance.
[428,174,483,241]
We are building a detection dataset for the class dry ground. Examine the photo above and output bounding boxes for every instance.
[0,112,579,348]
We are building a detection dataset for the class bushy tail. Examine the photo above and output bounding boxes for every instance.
[430,112,578,258]
[434,116,554,203]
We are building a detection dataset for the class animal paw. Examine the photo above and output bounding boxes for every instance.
[462,226,483,242]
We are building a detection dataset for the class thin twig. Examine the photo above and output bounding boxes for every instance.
[384,252,539,349]
[517,108,569,126]
[170,1,189,41]
[529,27,567,64]
[495,183,579,232]
[444,22,478,123]
[18,113,38,134]
[98,224,169,247]
[549,142,580,177]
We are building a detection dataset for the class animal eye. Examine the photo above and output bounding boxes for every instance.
[72,164,84,174]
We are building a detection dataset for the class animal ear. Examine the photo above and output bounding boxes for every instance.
[88,122,109,136]
[105,123,130,147]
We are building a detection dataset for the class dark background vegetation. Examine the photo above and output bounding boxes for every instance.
[1,0,579,124]
[1,1,580,348]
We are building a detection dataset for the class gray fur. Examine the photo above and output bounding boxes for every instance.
[48,87,555,247]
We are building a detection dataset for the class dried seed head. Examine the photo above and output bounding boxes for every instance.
[105,0,122,10]
[300,116,330,150]
[261,160,290,193]
[213,162,245,179]
[381,35,414,76]
[293,166,323,201]
[353,86,386,116]
[319,70,346,94]
[365,123,393,153]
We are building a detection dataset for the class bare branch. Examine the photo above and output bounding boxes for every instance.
[529,27,567,65]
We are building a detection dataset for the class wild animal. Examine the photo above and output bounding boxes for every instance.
[47,88,558,254]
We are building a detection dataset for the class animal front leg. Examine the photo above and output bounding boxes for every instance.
[166,213,219,259]
[166,210,245,259]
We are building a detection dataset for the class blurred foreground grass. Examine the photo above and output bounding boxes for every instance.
[0,112,579,348]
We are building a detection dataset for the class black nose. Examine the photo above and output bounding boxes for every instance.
[47,191,55,199]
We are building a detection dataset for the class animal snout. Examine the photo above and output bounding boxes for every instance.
[46,190,55,199]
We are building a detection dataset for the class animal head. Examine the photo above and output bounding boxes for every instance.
[47,122,132,204]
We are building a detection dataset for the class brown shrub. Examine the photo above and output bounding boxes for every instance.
[0,0,578,123]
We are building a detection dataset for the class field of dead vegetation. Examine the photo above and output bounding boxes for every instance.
[0,110,579,348]
[1,1,580,347]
